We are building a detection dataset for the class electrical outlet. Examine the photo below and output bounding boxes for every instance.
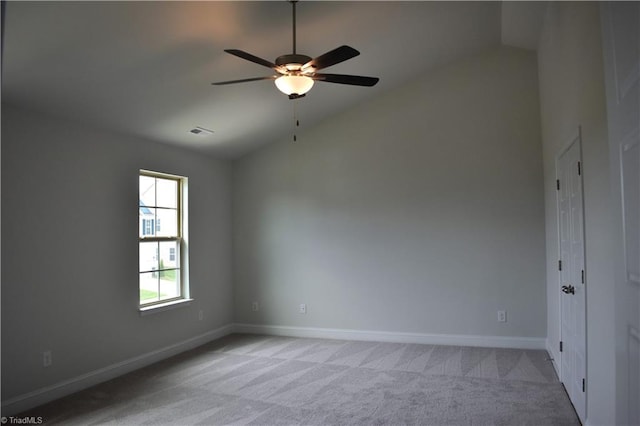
[198,310,203,321]
[43,350,52,367]
[497,310,507,323]
[299,303,307,314]
[252,302,259,312]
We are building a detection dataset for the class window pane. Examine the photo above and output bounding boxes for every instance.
[159,269,180,301]
[140,272,160,304]
[159,241,179,269]
[139,241,159,272]
[156,178,177,208]
[139,176,155,207]
[156,209,178,237]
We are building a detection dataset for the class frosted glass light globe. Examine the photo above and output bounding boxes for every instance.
[275,75,314,96]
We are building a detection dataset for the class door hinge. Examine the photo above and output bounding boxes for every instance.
[558,260,562,271]
[578,161,582,176]
[581,270,585,284]
[582,378,585,392]
[560,341,563,352]
[556,179,560,190]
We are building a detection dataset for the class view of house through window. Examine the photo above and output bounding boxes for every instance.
[139,171,186,306]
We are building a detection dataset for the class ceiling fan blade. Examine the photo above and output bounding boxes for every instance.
[224,49,280,70]
[302,45,360,71]
[212,76,277,86]
[312,73,379,87]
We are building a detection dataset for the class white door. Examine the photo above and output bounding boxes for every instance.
[601,3,640,425]
[557,134,586,422]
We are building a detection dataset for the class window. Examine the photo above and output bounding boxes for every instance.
[139,170,188,307]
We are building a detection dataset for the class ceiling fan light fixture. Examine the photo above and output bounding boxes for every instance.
[212,2,379,97]
[275,75,314,96]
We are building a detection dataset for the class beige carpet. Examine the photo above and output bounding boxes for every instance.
[24,334,580,425]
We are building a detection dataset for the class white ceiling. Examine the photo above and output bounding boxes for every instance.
[2,1,545,159]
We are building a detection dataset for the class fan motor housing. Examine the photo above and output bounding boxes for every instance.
[276,54,313,68]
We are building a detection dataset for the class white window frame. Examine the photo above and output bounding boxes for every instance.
[138,170,190,313]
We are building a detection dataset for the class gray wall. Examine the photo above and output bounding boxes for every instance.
[537,3,616,424]
[1,105,233,400]
[233,47,547,339]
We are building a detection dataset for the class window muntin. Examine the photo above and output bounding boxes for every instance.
[139,171,185,306]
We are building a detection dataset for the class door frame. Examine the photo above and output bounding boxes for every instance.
[554,127,587,421]
[600,3,640,423]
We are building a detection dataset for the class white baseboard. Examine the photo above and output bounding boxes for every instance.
[232,323,546,350]
[1,324,234,416]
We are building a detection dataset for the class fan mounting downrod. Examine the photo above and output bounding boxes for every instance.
[278,1,309,69]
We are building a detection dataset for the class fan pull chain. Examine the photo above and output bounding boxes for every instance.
[293,101,300,142]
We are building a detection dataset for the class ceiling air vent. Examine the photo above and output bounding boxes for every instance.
[189,126,214,136]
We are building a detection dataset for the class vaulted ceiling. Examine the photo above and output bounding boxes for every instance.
[2,1,546,159]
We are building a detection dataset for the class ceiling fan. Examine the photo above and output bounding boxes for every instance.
[212,0,379,100]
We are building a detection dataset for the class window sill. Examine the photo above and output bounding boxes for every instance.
[139,299,193,316]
